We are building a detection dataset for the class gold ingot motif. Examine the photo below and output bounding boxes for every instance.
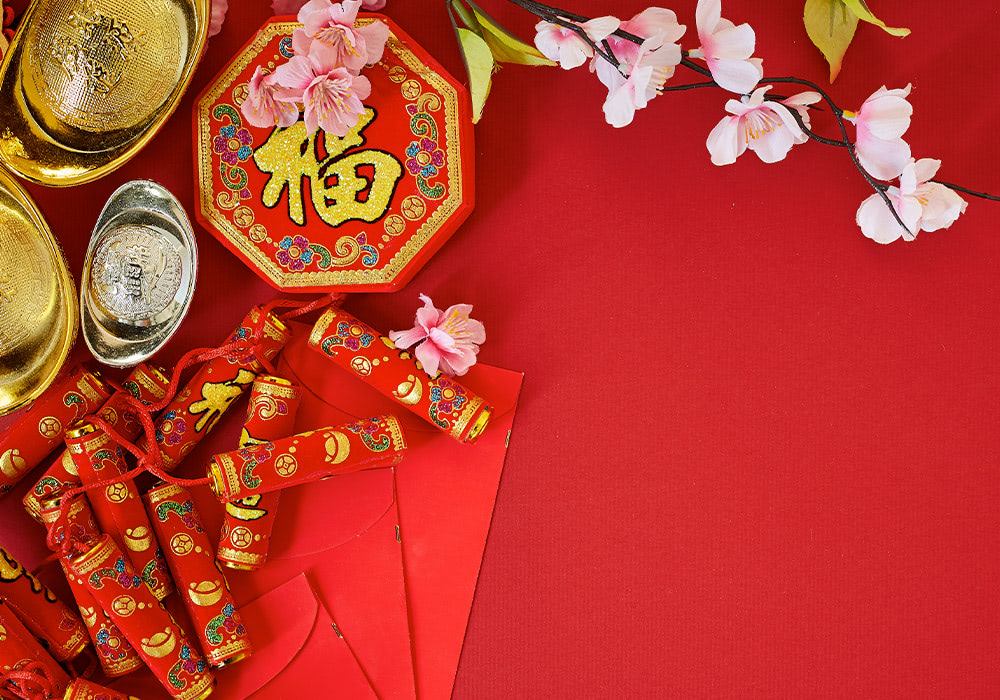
[140,627,177,658]
[188,580,224,607]
[0,449,26,479]
[0,623,6,641]
[124,526,152,552]
[0,0,211,186]
[0,169,78,416]
[393,375,423,406]
[80,606,97,627]
[323,433,350,465]
[61,450,78,476]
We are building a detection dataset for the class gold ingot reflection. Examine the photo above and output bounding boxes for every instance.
[0,0,210,186]
[0,168,77,416]
[140,627,177,658]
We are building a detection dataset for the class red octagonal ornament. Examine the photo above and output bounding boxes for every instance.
[193,15,474,292]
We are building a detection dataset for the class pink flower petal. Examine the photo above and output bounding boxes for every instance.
[415,340,443,378]
[209,0,229,38]
[855,131,910,181]
[388,327,427,349]
[706,114,742,165]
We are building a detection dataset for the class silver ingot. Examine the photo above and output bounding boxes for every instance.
[81,180,197,367]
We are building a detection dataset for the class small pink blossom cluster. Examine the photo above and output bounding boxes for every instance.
[535,0,967,244]
[241,0,389,137]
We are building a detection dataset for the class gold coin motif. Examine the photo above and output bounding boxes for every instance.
[401,195,426,221]
[38,416,62,438]
[232,82,250,106]
[387,66,406,83]
[274,453,297,477]
[383,214,405,236]
[105,483,129,504]
[230,527,253,549]
[112,595,136,617]
[350,357,372,376]
[233,206,255,228]
[170,533,194,556]
[248,224,268,243]
[401,79,422,100]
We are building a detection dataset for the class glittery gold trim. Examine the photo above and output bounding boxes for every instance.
[68,431,111,454]
[214,454,240,500]
[196,20,465,288]
[77,373,104,404]
[98,653,144,678]
[39,494,86,525]
[217,547,264,569]
[69,537,116,575]
[309,309,336,348]
[135,365,170,399]
[177,672,215,700]
[382,415,407,453]
[251,379,300,400]
[450,396,486,442]
[206,637,253,667]
[145,482,186,506]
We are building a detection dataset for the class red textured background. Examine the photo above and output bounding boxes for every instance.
[6,0,1000,696]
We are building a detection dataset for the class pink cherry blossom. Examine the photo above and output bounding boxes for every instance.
[534,16,620,70]
[241,67,300,128]
[602,32,683,127]
[845,84,913,181]
[592,8,685,91]
[293,0,389,73]
[388,295,486,378]
[272,0,384,12]
[209,0,229,38]
[705,86,804,165]
[856,158,967,244]
[780,90,821,144]
[274,54,371,136]
[688,0,762,95]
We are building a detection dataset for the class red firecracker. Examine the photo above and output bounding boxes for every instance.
[217,376,302,571]
[0,599,70,698]
[143,307,291,472]
[38,496,144,678]
[0,546,87,663]
[146,484,251,668]
[67,536,214,700]
[24,364,170,521]
[64,677,142,700]
[208,415,407,501]
[0,366,112,497]
[308,308,492,442]
[66,425,172,601]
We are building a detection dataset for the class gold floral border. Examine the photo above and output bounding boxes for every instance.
[196,20,465,288]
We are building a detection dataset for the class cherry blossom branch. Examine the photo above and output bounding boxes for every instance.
[496,0,998,243]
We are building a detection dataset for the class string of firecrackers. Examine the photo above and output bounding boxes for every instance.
[447,0,1000,245]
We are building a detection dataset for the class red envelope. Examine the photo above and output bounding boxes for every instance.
[109,574,376,699]
[278,321,524,699]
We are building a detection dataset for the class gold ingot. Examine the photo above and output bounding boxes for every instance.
[140,627,177,658]
[0,0,210,186]
[124,526,152,552]
[187,580,224,607]
[323,433,350,465]
[0,168,77,416]
[392,375,423,406]
[80,606,97,627]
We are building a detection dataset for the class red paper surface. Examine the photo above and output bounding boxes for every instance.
[279,324,523,699]
[2,0,999,696]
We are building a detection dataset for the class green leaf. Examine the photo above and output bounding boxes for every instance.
[449,3,495,125]
[841,0,910,37]
[803,0,858,82]
[465,0,556,66]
